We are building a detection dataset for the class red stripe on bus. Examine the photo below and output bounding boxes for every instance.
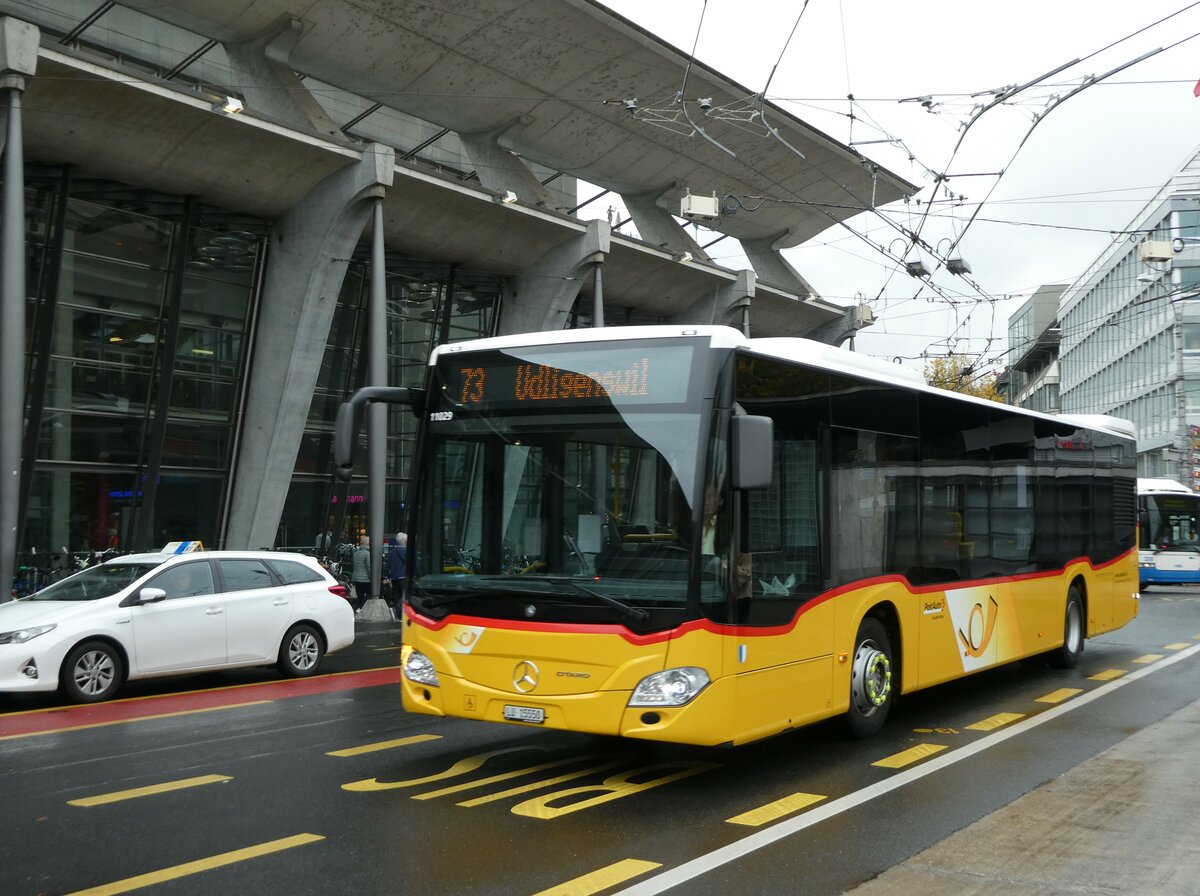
[405,546,1138,643]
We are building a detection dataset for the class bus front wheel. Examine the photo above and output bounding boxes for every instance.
[1048,585,1085,669]
[847,617,894,738]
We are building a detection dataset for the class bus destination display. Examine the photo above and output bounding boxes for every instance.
[439,344,695,411]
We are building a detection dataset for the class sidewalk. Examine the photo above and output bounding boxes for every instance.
[847,697,1200,895]
[354,596,401,627]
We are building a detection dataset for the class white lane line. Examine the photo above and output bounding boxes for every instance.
[611,642,1200,896]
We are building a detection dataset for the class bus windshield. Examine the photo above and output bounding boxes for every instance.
[409,338,730,628]
[1142,493,1200,549]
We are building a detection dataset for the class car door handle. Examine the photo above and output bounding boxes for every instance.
[206,607,224,615]
[273,598,288,606]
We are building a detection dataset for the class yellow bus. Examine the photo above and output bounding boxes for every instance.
[336,325,1139,746]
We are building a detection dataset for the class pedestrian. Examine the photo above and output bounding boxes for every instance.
[350,534,372,612]
[387,532,407,612]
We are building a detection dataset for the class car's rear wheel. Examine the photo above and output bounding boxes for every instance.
[61,640,123,703]
[278,624,324,677]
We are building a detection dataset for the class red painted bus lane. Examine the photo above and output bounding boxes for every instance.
[0,667,401,740]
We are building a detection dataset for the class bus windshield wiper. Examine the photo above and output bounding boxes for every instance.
[518,576,649,622]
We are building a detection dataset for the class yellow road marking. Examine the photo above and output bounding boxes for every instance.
[1036,688,1083,704]
[65,833,324,895]
[1132,654,1164,664]
[415,754,612,801]
[1164,642,1192,651]
[511,763,719,820]
[327,734,441,757]
[726,792,826,826]
[966,712,1025,732]
[0,702,272,742]
[532,859,662,896]
[872,743,947,769]
[343,745,554,792]
[69,775,232,807]
[457,758,629,807]
[1089,669,1127,682]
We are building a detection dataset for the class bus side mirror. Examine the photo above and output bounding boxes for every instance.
[731,415,773,490]
[333,386,424,481]
[333,400,360,481]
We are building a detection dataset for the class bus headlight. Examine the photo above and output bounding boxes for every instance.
[629,667,710,707]
[401,646,439,687]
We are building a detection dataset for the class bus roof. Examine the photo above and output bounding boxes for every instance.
[430,325,1136,440]
[1138,478,1194,495]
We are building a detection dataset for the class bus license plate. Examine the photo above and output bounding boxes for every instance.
[503,704,545,724]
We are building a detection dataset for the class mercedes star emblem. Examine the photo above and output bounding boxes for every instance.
[512,660,540,693]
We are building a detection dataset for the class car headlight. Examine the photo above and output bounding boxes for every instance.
[0,624,56,645]
[629,667,710,707]
[401,646,439,687]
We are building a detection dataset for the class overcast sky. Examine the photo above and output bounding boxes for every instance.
[586,1,1200,373]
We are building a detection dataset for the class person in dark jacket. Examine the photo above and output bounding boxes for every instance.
[350,535,372,612]
[386,532,407,612]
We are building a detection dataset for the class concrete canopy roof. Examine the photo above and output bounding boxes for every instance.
[122,0,916,248]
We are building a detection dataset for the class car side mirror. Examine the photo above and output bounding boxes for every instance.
[132,587,167,606]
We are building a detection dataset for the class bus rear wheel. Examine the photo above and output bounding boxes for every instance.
[1048,586,1084,669]
[847,617,894,738]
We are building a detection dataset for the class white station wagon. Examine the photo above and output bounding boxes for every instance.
[0,551,355,702]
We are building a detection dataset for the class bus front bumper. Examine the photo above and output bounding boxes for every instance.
[400,673,739,746]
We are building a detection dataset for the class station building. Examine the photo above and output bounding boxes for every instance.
[0,0,914,570]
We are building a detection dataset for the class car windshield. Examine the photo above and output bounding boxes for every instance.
[24,562,165,602]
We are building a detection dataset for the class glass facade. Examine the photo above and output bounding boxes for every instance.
[277,259,501,553]
[21,172,264,559]
[17,169,504,568]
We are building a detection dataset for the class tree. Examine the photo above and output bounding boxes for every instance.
[924,354,1003,402]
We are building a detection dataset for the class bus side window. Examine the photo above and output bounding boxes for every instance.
[744,438,820,598]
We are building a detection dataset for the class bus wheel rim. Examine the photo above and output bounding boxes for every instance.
[852,641,891,716]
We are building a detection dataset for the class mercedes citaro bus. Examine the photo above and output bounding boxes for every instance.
[335,325,1138,746]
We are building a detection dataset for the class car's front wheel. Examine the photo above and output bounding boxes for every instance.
[61,640,123,703]
[278,624,324,677]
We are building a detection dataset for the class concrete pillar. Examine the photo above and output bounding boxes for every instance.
[740,231,816,298]
[806,303,874,347]
[359,198,393,623]
[619,184,710,262]
[458,115,554,207]
[222,16,343,139]
[499,219,610,335]
[0,17,37,603]
[670,269,756,331]
[224,144,394,550]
